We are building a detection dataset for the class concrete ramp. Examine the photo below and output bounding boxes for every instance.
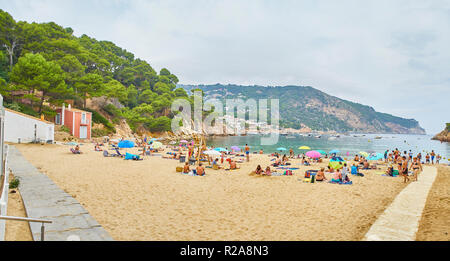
[364,166,437,241]
[7,145,113,241]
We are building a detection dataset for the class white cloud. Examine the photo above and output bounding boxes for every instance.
[1,0,449,133]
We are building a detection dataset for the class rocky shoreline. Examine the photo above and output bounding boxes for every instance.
[432,124,450,143]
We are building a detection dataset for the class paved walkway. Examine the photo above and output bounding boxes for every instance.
[7,145,113,241]
[364,166,437,241]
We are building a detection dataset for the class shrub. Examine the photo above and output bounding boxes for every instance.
[60,125,71,133]
[9,177,20,189]
[84,108,116,133]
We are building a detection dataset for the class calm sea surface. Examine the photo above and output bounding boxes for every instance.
[207,134,450,160]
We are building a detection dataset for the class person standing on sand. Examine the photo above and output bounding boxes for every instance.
[436,154,441,164]
[411,157,422,182]
[245,144,250,162]
[401,156,410,183]
[289,148,294,158]
[431,150,435,164]
[384,150,389,162]
[425,154,430,164]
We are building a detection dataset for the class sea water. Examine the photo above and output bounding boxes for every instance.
[206,134,450,160]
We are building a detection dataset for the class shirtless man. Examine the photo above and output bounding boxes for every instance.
[245,144,250,162]
[196,163,205,176]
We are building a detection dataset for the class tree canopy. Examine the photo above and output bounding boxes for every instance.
[0,9,192,134]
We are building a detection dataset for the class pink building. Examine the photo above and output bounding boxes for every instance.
[55,104,92,139]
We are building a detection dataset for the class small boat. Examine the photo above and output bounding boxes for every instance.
[375,136,382,139]
[315,135,321,139]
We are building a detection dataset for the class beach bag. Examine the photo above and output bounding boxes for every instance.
[176,167,183,173]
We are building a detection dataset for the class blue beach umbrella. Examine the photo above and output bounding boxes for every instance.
[118,140,135,148]
[277,147,287,151]
[214,147,228,152]
[329,149,340,154]
[368,153,384,161]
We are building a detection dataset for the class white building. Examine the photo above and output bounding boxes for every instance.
[4,108,54,143]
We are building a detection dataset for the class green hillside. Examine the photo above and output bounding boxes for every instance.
[179,84,426,134]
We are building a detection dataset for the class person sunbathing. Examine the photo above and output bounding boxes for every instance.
[331,170,342,183]
[74,145,82,154]
[385,165,394,176]
[212,158,221,169]
[255,165,263,175]
[230,161,239,170]
[301,157,310,166]
[196,164,205,176]
[327,166,334,173]
[316,168,327,181]
[354,155,360,162]
[265,166,271,176]
[94,144,102,151]
[183,162,190,174]
[362,160,370,170]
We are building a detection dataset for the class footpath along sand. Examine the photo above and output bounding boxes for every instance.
[364,165,438,241]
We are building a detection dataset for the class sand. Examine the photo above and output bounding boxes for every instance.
[15,143,407,241]
[416,165,450,241]
[5,174,33,241]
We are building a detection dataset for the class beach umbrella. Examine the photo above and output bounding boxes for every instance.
[329,161,345,170]
[329,149,340,154]
[180,140,188,143]
[204,150,221,156]
[277,147,287,151]
[315,149,325,154]
[298,146,311,150]
[330,156,345,162]
[118,140,135,148]
[151,141,163,149]
[368,153,384,161]
[214,147,228,152]
[359,151,369,157]
[231,146,241,151]
[306,150,321,159]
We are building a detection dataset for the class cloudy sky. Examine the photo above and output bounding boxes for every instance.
[2,0,449,133]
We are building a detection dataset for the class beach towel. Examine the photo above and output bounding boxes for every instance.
[329,180,353,185]
[103,150,116,157]
[276,167,300,170]
[125,153,142,161]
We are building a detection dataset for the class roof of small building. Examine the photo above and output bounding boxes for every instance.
[4,108,54,125]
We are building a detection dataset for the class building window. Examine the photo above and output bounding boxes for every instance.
[55,113,61,125]
[81,113,87,124]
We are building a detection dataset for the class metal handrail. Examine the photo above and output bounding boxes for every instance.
[0,215,52,241]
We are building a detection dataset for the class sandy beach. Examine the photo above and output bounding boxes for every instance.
[14,143,408,241]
